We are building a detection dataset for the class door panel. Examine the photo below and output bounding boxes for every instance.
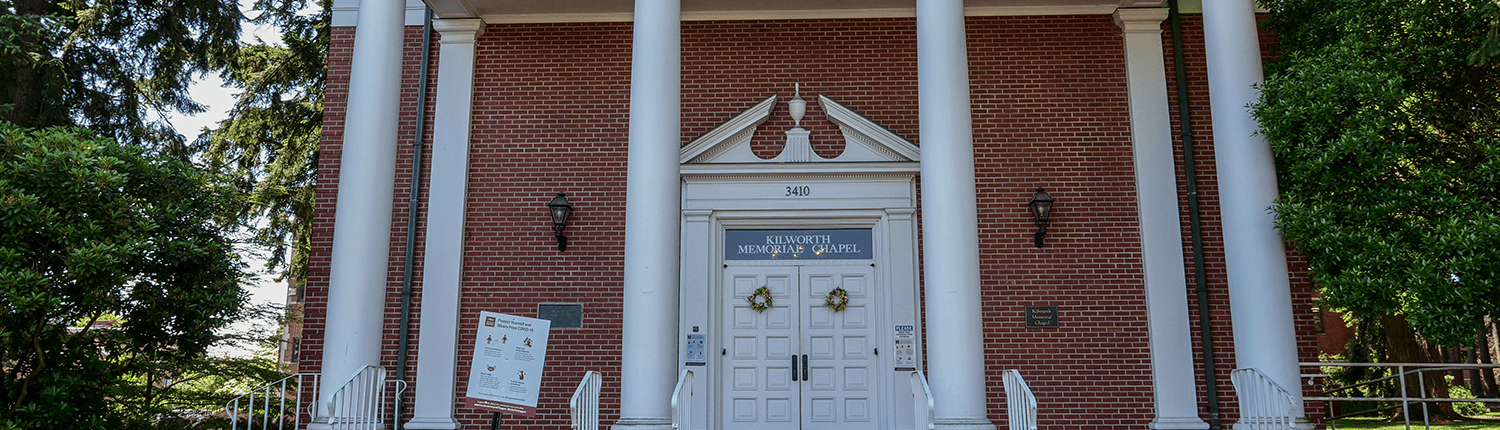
[721,264,879,430]
[723,267,800,430]
[801,265,878,429]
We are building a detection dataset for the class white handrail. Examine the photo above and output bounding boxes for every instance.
[1231,368,1296,430]
[1002,370,1038,430]
[570,371,603,430]
[910,371,935,430]
[226,373,318,430]
[671,369,694,430]
[326,365,407,430]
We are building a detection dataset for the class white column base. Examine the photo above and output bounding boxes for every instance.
[404,417,461,430]
[610,417,674,430]
[1150,416,1211,430]
[933,417,998,430]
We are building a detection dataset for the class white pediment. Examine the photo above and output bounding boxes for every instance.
[679,93,920,165]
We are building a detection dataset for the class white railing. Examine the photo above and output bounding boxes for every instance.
[1002,370,1037,430]
[909,371,935,430]
[325,365,406,430]
[671,369,694,429]
[1231,368,1296,430]
[226,373,317,430]
[570,371,603,430]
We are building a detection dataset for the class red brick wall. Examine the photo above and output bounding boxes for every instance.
[304,13,1322,430]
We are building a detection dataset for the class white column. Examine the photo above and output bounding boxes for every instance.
[916,1,996,429]
[1115,8,1210,430]
[403,18,484,430]
[1200,0,1307,427]
[612,0,680,428]
[309,0,406,426]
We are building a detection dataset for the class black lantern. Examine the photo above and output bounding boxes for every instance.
[548,192,573,251]
[1027,188,1055,248]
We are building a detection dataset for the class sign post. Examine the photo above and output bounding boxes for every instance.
[464,311,551,423]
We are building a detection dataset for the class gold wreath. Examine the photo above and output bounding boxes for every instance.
[825,286,849,311]
[747,286,773,312]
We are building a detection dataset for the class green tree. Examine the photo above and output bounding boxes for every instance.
[1254,0,1500,417]
[1255,0,1500,348]
[199,0,328,280]
[0,0,240,151]
[0,125,250,428]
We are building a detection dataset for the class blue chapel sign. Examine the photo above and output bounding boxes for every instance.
[725,229,873,260]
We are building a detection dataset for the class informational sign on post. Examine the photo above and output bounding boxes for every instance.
[463,312,551,416]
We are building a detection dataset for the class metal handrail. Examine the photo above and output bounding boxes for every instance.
[910,371,935,430]
[1300,362,1500,430]
[1231,368,1297,430]
[226,373,317,430]
[570,371,603,430]
[325,365,407,430]
[671,369,694,430]
[1002,370,1038,430]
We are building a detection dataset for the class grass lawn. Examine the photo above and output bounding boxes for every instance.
[1332,413,1500,430]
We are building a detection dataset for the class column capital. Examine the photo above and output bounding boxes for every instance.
[1113,7,1169,34]
[433,18,486,43]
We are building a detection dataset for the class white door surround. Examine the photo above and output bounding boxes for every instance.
[677,92,924,430]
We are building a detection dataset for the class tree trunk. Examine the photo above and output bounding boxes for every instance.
[1467,340,1483,399]
[1,0,62,129]
[1484,317,1500,406]
[1452,346,1467,387]
[1379,313,1459,421]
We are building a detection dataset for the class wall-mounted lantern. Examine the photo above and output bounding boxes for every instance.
[548,192,573,251]
[1027,188,1055,248]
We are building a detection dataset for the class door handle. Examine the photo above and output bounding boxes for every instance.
[802,354,809,381]
[791,355,799,381]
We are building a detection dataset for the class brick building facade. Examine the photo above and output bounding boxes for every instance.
[300,1,1324,429]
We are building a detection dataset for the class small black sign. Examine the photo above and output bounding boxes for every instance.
[537,304,583,329]
[1025,306,1059,328]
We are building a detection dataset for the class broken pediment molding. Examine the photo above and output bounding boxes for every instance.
[817,94,920,162]
[679,95,777,164]
[679,91,920,165]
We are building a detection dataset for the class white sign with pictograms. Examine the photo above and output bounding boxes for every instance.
[463,311,550,416]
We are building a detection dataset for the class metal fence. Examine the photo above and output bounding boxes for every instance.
[1301,362,1500,430]
[226,373,318,430]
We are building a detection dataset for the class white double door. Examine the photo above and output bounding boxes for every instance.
[721,264,881,430]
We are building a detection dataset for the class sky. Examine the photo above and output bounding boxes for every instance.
[169,12,292,357]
